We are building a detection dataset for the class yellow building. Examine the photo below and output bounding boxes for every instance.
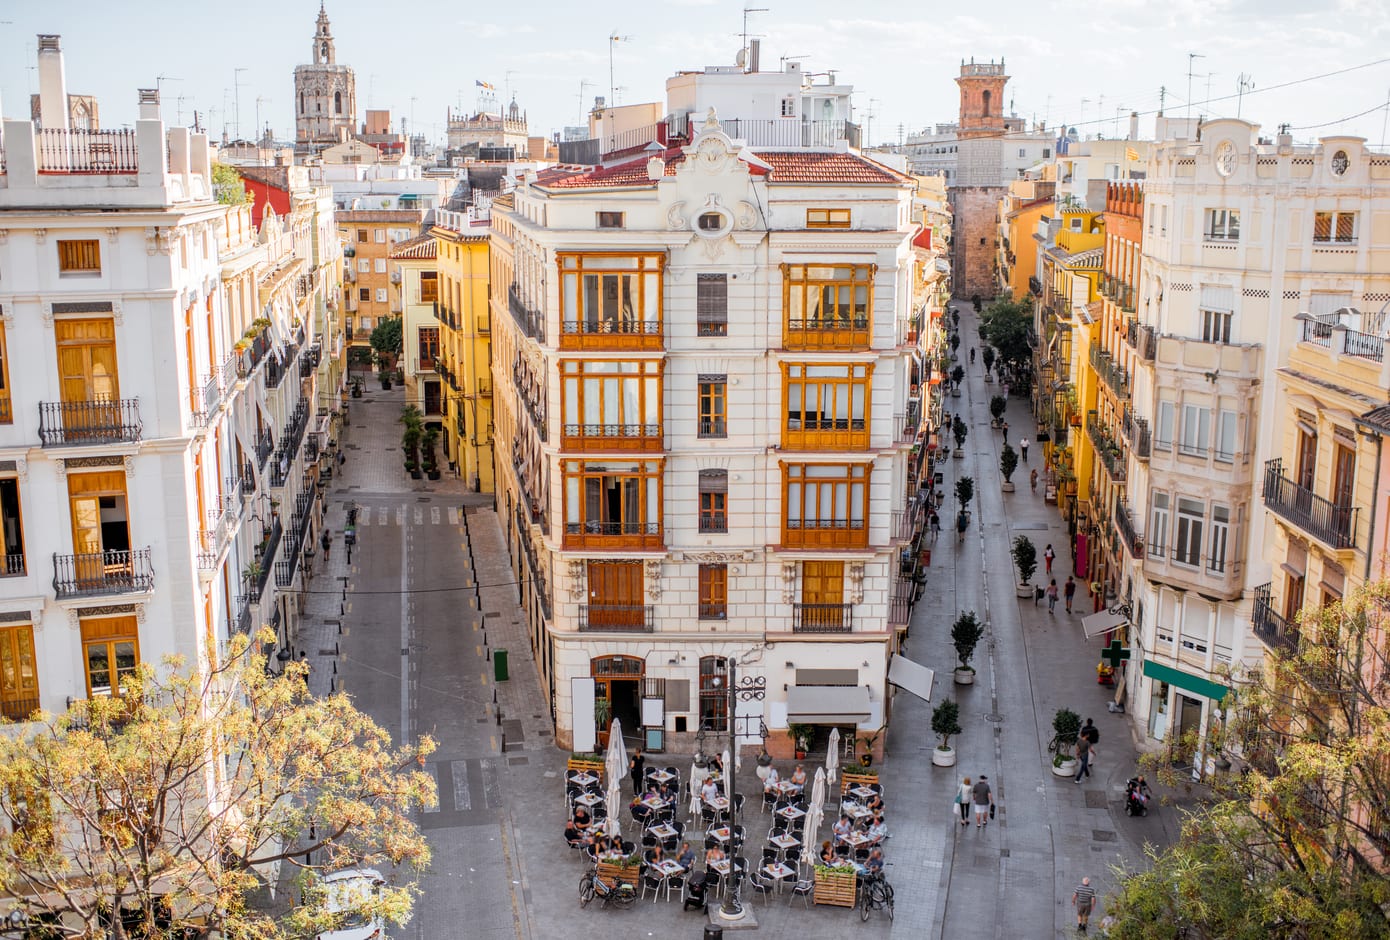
[996,178,1054,299]
[1036,207,1103,517]
[429,209,493,492]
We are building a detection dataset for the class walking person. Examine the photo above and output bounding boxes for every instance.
[1046,579,1059,615]
[1019,436,1029,462]
[1029,468,1038,493]
[971,775,994,829]
[970,347,976,365]
[1072,877,1097,932]
[929,510,941,540]
[1064,576,1076,614]
[629,746,645,794]
[320,528,332,562]
[956,509,969,543]
[956,776,973,827]
[1073,732,1095,782]
[1044,543,1056,575]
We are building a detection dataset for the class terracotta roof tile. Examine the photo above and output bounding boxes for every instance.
[389,232,438,259]
[533,146,911,191]
[538,149,684,190]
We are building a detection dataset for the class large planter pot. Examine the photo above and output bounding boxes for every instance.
[984,374,993,383]
[1002,481,1015,492]
[409,469,423,480]
[951,387,961,398]
[427,469,442,481]
[1052,757,1077,778]
[932,746,957,767]
[1016,582,1033,599]
[953,449,965,459]
[953,668,976,686]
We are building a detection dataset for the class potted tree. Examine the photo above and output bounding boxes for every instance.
[952,610,984,686]
[982,346,996,376]
[1051,707,1082,777]
[857,730,881,767]
[1000,443,1018,493]
[952,415,968,459]
[989,394,1007,429]
[400,405,424,479]
[955,476,974,523]
[421,427,442,481]
[931,699,962,767]
[351,377,364,398]
[594,696,613,749]
[789,723,812,760]
[950,364,965,397]
[1011,535,1037,599]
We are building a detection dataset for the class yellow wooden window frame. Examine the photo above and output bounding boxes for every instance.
[699,565,728,620]
[557,253,665,347]
[698,376,727,439]
[806,208,851,229]
[560,359,663,445]
[0,623,38,718]
[79,615,139,698]
[57,239,101,273]
[0,321,12,425]
[782,263,874,349]
[781,462,870,548]
[562,459,664,547]
[781,362,872,450]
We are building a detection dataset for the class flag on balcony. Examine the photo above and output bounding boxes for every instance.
[1125,147,1140,162]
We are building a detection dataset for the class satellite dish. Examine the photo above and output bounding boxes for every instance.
[736,48,747,69]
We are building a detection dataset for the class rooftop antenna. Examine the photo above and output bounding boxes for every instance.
[779,54,808,71]
[176,95,189,126]
[1382,86,1390,149]
[577,79,595,124]
[1236,73,1255,118]
[1080,97,1091,135]
[1186,52,1205,126]
[867,97,880,149]
[505,70,518,105]
[255,96,270,141]
[233,67,248,141]
[156,75,183,103]
[741,6,769,73]
[1203,72,1218,119]
[608,33,633,110]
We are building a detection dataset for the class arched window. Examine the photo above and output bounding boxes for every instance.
[982,90,992,118]
[334,91,342,115]
[321,42,329,60]
[699,656,729,732]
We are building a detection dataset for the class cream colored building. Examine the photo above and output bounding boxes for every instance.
[1117,120,1390,761]
[491,113,924,755]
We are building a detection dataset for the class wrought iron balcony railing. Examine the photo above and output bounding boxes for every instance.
[1252,583,1298,654]
[578,604,654,632]
[792,603,854,633]
[52,547,154,599]
[38,399,142,446]
[1262,459,1358,549]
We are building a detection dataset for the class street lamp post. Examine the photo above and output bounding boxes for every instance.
[712,658,766,919]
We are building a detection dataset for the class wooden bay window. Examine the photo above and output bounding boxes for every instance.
[558,253,664,350]
[563,459,663,549]
[560,359,662,450]
[782,462,870,549]
[782,362,872,450]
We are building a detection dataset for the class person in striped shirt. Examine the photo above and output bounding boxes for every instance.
[1072,877,1097,932]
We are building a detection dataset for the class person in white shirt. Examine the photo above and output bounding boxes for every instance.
[832,814,853,841]
[762,766,780,795]
[701,777,719,804]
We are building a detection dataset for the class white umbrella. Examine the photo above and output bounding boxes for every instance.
[605,775,623,838]
[826,728,841,784]
[722,748,731,788]
[605,717,628,791]
[803,768,827,864]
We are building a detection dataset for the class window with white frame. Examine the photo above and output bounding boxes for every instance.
[1207,504,1230,573]
[1313,210,1357,244]
[374,229,387,243]
[357,259,369,273]
[1179,404,1211,457]
[1204,208,1240,241]
[1155,400,1175,450]
[375,288,387,303]
[1216,410,1238,462]
[1149,492,1170,558]
[1202,309,1233,343]
[374,258,386,274]
[781,96,796,117]
[1174,497,1205,566]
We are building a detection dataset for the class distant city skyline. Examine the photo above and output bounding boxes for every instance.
[2,0,1389,150]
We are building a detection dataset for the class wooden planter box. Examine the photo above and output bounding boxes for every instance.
[839,770,879,796]
[813,867,858,907]
[597,860,640,888]
[567,758,605,778]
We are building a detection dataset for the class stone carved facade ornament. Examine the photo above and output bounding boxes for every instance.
[682,551,751,564]
[666,201,688,231]
[781,561,797,604]
[848,562,866,604]
[33,228,47,245]
[644,559,662,599]
[145,227,174,256]
[0,304,12,329]
[111,301,124,326]
[14,458,26,482]
[567,560,586,601]
[735,201,758,231]
[106,227,120,242]
[0,229,9,245]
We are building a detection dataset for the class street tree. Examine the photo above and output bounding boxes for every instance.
[979,294,1033,376]
[1106,580,1390,939]
[369,317,403,369]
[0,631,437,939]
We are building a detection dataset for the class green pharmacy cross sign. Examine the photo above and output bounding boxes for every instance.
[1101,640,1132,669]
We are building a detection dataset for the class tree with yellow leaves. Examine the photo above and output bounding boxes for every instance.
[0,630,436,938]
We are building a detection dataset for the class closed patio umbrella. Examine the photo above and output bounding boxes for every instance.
[826,728,840,784]
[803,768,827,862]
[605,776,623,838]
[605,717,628,791]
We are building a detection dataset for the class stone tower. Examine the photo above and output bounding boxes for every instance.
[950,58,1009,300]
[293,2,357,154]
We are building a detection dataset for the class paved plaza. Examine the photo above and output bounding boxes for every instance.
[288,327,1191,937]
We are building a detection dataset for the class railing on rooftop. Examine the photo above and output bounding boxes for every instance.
[719,118,858,148]
[36,128,139,174]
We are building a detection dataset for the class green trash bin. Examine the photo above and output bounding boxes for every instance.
[494,648,509,682]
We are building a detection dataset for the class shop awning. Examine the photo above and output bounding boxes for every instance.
[887,654,934,704]
[1142,659,1231,703]
[1082,610,1126,639]
[786,685,871,724]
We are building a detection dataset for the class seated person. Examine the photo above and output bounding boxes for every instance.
[658,782,676,803]
[641,785,660,804]
[629,798,651,821]
[819,839,837,865]
[832,814,853,841]
[602,836,626,859]
[705,844,726,866]
[708,755,724,774]
[865,791,885,813]
[763,766,781,794]
[866,815,889,845]
[564,821,587,845]
[864,847,885,875]
[644,843,665,866]
[700,777,720,804]
[789,764,807,792]
[572,806,592,832]
[677,841,697,872]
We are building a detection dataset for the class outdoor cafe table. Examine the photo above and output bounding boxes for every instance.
[571,772,600,787]
[838,831,873,849]
[776,805,807,822]
[841,800,872,820]
[706,826,732,844]
[647,822,678,840]
[769,780,800,797]
[768,832,801,852]
[705,796,730,813]
[655,859,685,879]
[575,792,604,807]
[641,796,670,812]
[762,861,796,893]
[650,769,677,784]
[848,785,877,800]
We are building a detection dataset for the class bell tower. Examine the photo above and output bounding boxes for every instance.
[313,2,335,65]
[949,57,1011,300]
[955,58,1008,139]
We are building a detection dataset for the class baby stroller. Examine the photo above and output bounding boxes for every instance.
[1124,776,1150,817]
[682,870,708,913]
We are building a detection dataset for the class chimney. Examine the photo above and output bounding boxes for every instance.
[1128,111,1139,141]
[36,34,69,131]
[138,88,161,121]
[748,39,761,73]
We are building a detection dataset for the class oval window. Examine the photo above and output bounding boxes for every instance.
[698,212,723,232]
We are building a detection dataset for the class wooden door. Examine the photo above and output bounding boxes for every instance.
[67,472,129,587]
[0,624,38,718]
[1295,429,1317,490]
[55,319,119,403]
[801,560,845,629]
[587,561,644,628]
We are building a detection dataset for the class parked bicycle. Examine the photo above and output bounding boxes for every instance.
[578,863,637,910]
[859,867,894,922]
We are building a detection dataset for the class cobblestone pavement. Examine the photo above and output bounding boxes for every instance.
[287,365,1187,939]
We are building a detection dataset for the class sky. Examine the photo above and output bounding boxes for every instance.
[2,0,1390,150]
